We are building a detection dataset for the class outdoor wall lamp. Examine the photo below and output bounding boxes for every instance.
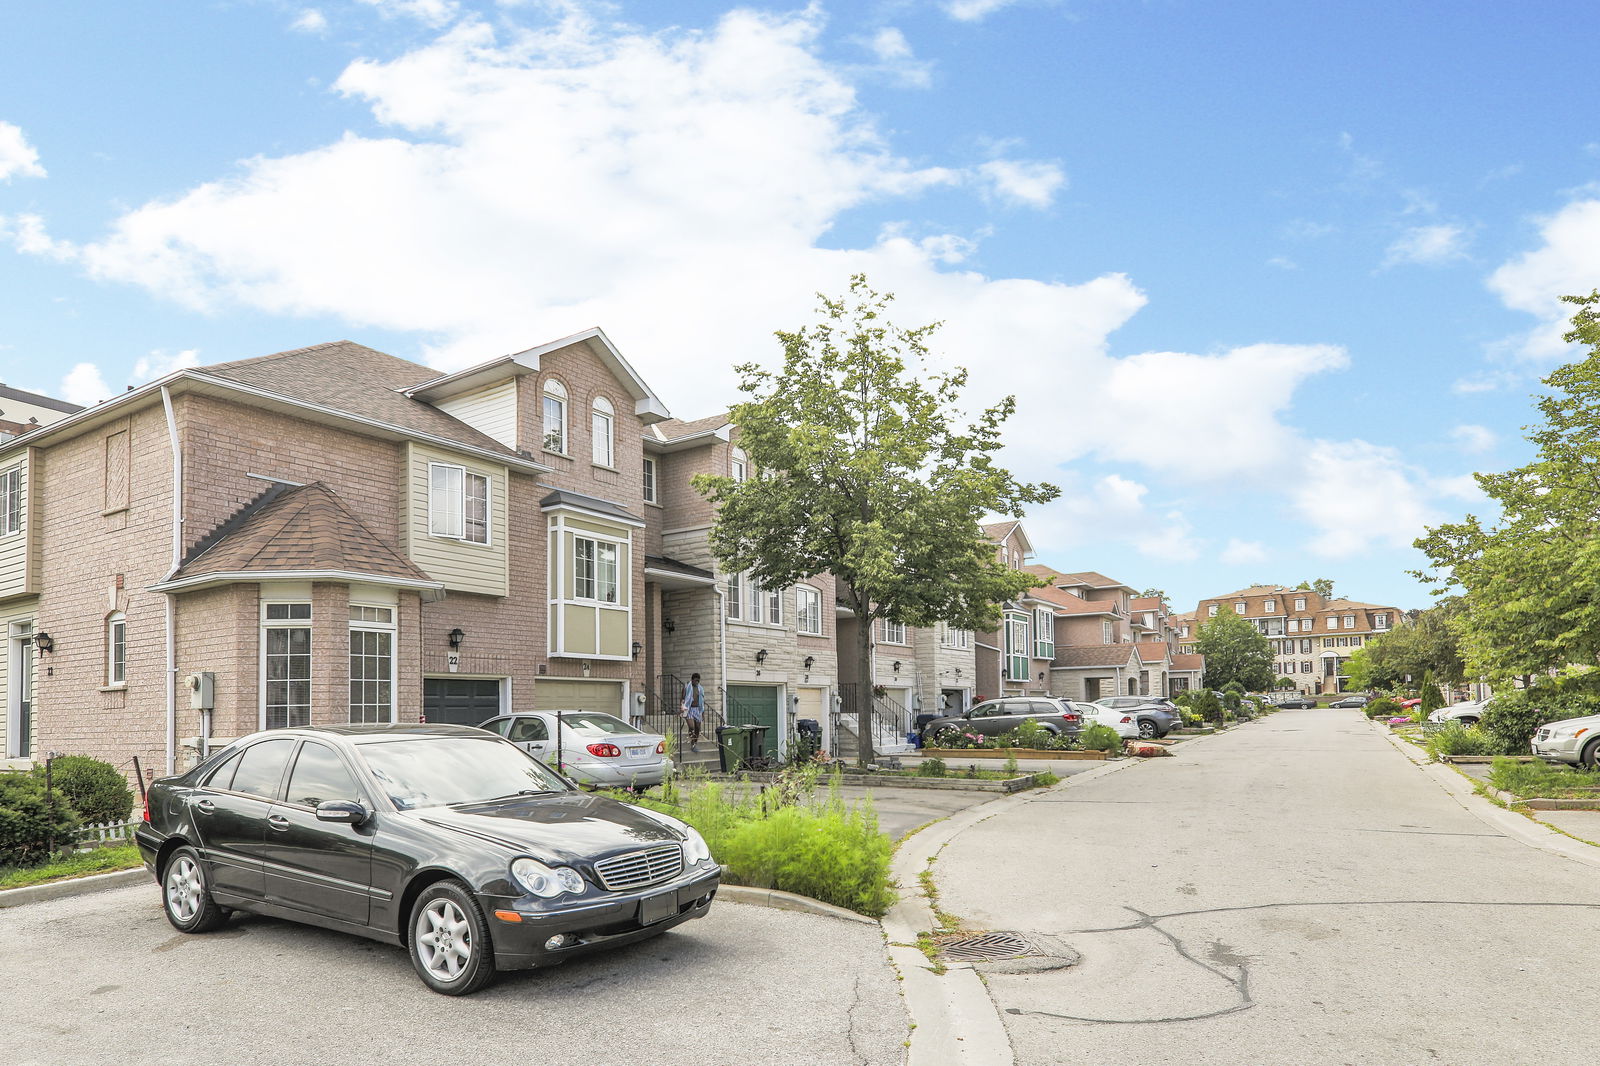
[954,667,962,677]
[631,641,643,659]
[33,632,54,653]
[892,660,902,673]
[1037,671,1045,682]
[754,649,768,664]
[803,656,815,670]
[447,628,465,649]
[663,616,676,634]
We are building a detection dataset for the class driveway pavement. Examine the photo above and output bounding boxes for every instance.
[0,883,907,1066]
[903,709,1600,1065]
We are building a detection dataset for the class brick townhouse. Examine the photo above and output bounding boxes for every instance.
[0,330,672,780]
[1185,585,1403,694]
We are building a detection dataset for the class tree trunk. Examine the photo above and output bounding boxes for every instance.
[856,609,876,766]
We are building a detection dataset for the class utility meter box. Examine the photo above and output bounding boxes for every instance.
[185,671,215,711]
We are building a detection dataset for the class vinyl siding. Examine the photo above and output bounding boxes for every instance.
[402,442,509,597]
[0,451,33,601]
[433,380,519,449]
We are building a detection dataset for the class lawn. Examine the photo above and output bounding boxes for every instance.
[0,845,145,891]
[1487,758,1600,800]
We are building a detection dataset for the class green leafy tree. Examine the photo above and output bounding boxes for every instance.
[694,277,1058,763]
[1196,607,1275,691]
[1274,675,1296,689]
[1417,292,1600,683]
[1349,602,1465,693]
[1415,668,1446,722]
[1296,578,1336,600]
[1139,587,1167,602]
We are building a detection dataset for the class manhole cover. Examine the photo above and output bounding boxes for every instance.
[940,932,1035,962]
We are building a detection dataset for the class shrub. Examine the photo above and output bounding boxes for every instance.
[1424,723,1496,761]
[916,757,947,778]
[1011,718,1053,750]
[37,756,133,825]
[0,772,81,866]
[1365,698,1400,719]
[1482,689,1600,755]
[1487,756,1600,799]
[1187,689,1223,724]
[1180,709,1204,726]
[1079,723,1123,753]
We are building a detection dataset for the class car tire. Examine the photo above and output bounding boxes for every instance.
[1137,719,1158,739]
[408,880,497,996]
[1582,738,1600,771]
[161,846,230,934]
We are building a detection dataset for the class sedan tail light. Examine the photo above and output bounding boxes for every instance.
[655,741,666,754]
[586,743,622,758]
[1063,714,1080,723]
[1120,716,1132,724]
[142,792,151,822]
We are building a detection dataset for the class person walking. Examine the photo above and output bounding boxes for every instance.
[681,673,706,752]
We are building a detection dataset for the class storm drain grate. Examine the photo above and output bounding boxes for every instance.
[940,932,1036,962]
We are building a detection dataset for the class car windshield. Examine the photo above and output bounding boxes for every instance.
[357,736,573,810]
[547,712,644,736]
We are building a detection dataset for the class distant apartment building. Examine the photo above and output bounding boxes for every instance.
[1183,585,1403,693]
[0,382,82,441]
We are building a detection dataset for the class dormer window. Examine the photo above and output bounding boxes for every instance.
[542,378,568,454]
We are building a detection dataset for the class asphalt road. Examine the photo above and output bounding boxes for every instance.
[0,884,907,1066]
[928,708,1600,1065]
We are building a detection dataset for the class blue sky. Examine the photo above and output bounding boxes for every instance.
[3,0,1597,613]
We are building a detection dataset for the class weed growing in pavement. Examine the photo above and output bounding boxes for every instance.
[1425,723,1498,761]
[1002,749,1019,777]
[916,758,948,778]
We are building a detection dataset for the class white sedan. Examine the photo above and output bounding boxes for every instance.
[1069,701,1140,739]
[478,711,672,788]
[1428,700,1489,726]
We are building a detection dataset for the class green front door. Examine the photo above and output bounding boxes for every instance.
[726,684,781,758]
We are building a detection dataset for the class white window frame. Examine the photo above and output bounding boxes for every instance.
[591,396,615,467]
[1343,614,1355,629]
[1034,608,1054,658]
[574,537,620,603]
[1374,612,1389,630]
[730,448,747,482]
[546,512,634,661]
[0,467,19,536]
[1264,599,1275,613]
[1234,602,1246,614]
[882,619,907,645]
[939,623,971,649]
[1103,620,1114,644]
[261,601,313,730]
[106,611,126,686]
[727,572,743,620]
[796,585,822,636]
[642,457,657,503]
[542,378,568,454]
[349,604,396,725]
[1294,597,1306,611]
[1004,613,1030,681]
[1208,605,1218,617]
[1326,617,1337,629]
[428,462,490,545]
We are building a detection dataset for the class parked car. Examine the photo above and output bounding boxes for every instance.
[1428,700,1488,726]
[920,697,1084,745]
[479,711,670,789]
[1273,694,1316,709]
[1070,701,1139,739]
[134,724,720,996]
[1530,713,1600,768]
[1398,698,1422,710]
[1328,694,1369,709]
[1090,697,1178,739]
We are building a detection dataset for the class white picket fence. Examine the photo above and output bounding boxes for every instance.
[73,818,139,844]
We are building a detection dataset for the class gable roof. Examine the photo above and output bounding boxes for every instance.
[981,520,1032,555]
[156,482,439,593]
[1024,564,1132,592]
[1170,653,1205,672]
[1050,645,1142,669]
[1129,596,1165,612]
[1135,643,1170,663]
[1027,585,1118,616]
[0,383,82,416]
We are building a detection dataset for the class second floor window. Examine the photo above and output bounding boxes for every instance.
[1295,597,1306,610]
[1103,620,1113,644]
[1375,612,1390,629]
[1343,614,1355,629]
[882,619,906,644]
[1034,608,1054,658]
[730,447,747,482]
[106,611,126,685]
[542,378,567,453]
[796,585,822,635]
[1234,602,1246,614]
[0,467,18,535]
[1264,599,1276,613]
[1005,615,1030,681]
[574,538,619,602]
[429,463,489,544]
[939,623,971,649]
[591,397,615,467]
[1208,605,1218,617]
[642,457,657,503]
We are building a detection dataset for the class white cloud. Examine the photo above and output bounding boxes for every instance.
[1267,256,1297,271]
[291,9,329,34]
[1135,511,1201,562]
[60,363,111,406]
[1449,424,1496,454]
[132,348,201,382]
[0,121,46,182]
[1,213,76,260]
[1488,198,1600,359]
[1292,440,1439,558]
[1220,538,1266,565]
[864,27,931,88]
[354,0,459,28]
[1382,223,1468,268]
[976,159,1065,209]
[943,0,1021,21]
[1433,473,1486,503]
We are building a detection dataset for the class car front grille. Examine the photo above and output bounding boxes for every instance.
[594,844,684,891]
[1537,730,1550,742]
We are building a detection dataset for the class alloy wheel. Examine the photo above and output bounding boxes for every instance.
[165,856,202,923]
[414,898,473,982]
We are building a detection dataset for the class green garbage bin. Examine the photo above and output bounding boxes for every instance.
[715,725,749,773]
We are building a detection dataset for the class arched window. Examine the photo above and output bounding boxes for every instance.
[542,378,568,454]
[591,396,614,467]
[730,447,747,482]
[106,611,126,685]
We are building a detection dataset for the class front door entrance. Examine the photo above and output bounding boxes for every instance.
[7,625,32,760]
[726,684,780,759]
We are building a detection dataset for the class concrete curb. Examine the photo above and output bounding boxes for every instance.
[716,884,878,925]
[1371,719,1600,868]
[701,770,1050,793]
[0,867,149,909]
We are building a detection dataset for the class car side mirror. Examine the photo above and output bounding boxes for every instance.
[316,800,369,826]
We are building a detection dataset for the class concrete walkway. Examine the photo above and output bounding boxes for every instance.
[897,708,1600,1065]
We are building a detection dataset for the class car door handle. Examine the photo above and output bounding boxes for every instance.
[267,814,290,832]
[195,799,216,814]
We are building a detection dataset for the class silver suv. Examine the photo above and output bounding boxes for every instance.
[1530,713,1600,769]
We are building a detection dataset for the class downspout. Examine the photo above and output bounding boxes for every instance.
[714,584,727,735]
[161,386,182,775]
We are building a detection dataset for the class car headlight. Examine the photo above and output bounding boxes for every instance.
[511,857,586,898]
[682,828,712,866]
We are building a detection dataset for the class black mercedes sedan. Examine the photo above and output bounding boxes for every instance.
[134,724,720,996]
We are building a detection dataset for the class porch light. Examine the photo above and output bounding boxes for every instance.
[803,656,815,670]
[631,641,642,659]
[447,628,465,649]
[754,649,768,664]
[892,660,901,673]
[33,632,54,654]
[663,616,676,634]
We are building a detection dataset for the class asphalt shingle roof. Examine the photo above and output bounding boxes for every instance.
[1051,645,1142,669]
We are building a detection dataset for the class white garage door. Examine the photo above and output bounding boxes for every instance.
[534,680,624,718]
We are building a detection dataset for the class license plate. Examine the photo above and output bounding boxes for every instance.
[627,746,648,757]
[639,890,676,925]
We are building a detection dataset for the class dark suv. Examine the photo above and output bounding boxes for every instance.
[920,697,1083,746]
[1092,696,1179,738]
